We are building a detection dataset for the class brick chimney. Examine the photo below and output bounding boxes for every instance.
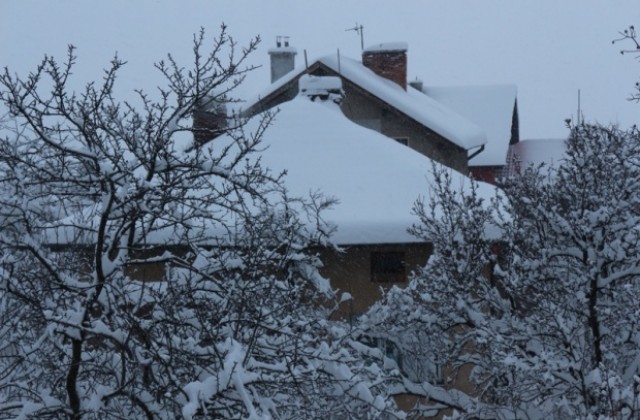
[268,36,297,83]
[362,42,408,90]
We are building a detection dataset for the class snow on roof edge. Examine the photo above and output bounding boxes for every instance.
[317,55,486,149]
[363,42,408,53]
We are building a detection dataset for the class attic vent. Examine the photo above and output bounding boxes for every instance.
[298,75,344,104]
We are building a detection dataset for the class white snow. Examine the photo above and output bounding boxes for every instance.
[423,84,517,167]
[298,74,342,98]
[363,42,408,53]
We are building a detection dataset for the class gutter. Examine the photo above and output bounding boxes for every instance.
[467,144,485,161]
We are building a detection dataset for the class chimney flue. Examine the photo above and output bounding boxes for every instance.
[362,42,408,90]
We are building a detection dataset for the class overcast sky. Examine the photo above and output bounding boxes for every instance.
[2,0,639,139]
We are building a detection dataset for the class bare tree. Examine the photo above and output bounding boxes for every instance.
[0,26,400,419]
[613,25,640,102]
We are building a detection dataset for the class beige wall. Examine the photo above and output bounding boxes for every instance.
[124,242,483,418]
[318,242,486,419]
[317,243,432,320]
[339,83,469,173]
[126,242,433,318]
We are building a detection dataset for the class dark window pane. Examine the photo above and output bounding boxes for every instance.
[371,252,405,282]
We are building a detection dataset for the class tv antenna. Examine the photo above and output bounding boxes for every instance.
[577,89,582,126]
[346,23,364,50]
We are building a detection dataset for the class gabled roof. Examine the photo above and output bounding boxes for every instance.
[243,55,487,151]
[423,84,517,167]
[232,96,500,245]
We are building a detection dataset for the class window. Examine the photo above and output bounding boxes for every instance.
[362,336,404,369]
[354,118,382,132]
[371,252,406,283]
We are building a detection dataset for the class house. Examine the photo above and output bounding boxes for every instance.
[243,42,486,174]
[242,40,519,183]
[228,75,500,320]
[233,44,517,415]
[38,65,502,419]
[422,84,519,184]
[235,75,501,417]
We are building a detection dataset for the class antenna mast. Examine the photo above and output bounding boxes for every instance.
[577,89,581,126]
[346,23,364,50]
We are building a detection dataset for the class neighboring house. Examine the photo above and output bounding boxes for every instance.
[242,40,519,183]
[239,76,500,417]
[422,84,519,184]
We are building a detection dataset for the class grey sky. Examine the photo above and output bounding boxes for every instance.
[2,0,638,139]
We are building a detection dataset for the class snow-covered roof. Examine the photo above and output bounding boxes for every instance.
[507,138,567,169]
[423,84,517,167]
[242,55,487,151]
[42,95,501,247]
[230,96,498,245]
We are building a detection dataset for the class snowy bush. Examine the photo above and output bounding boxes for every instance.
[363,124,640,419]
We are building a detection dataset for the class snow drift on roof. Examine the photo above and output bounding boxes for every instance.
[298,74,343,99]
[424,84,517,167]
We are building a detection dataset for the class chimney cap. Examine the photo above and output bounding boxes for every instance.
[269,36,297,54]
[363,42,408,54]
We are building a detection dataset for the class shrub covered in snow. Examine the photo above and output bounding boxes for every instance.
[363,124,640,419]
